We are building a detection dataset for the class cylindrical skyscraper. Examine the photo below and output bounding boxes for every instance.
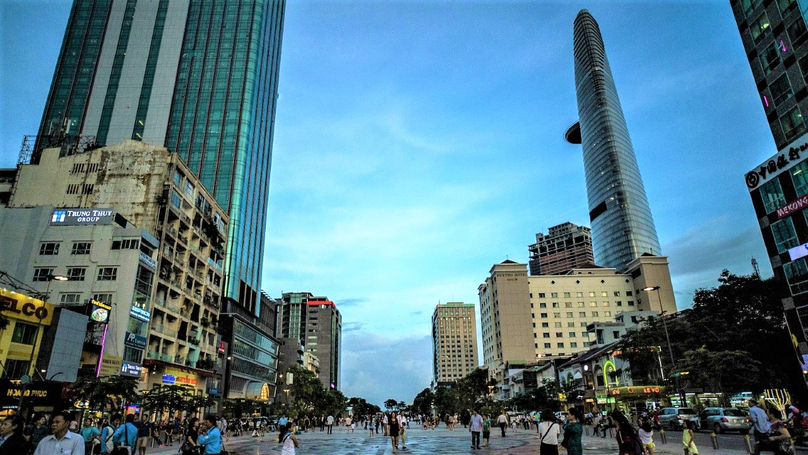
[565,9,661,272]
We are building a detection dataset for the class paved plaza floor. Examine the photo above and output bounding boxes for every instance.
[145,425,755,454]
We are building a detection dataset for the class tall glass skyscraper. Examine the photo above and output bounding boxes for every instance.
[565,10,661,272]
[35,0,286,313]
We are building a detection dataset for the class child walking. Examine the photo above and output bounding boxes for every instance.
[683,421,699,455]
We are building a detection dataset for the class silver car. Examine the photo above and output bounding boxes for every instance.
[658,407,698,430]
[695,407,751,434]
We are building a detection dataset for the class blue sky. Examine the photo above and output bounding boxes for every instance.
[0,1,776,407]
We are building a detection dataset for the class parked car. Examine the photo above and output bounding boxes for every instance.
[658,407,698,430]
[695,408,751,434]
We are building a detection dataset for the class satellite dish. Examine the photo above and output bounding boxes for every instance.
[20,375,31,385]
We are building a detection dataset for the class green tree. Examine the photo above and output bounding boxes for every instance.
[142,385,190,418]
[411,388,434,416]
[677,347,761,405]
[433,386,458,416]
[384,399,398,411]
[72,375,140,413]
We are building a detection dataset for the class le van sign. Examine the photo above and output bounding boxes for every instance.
[51,208,113,226]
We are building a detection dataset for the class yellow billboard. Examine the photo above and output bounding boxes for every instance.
[0,288,55,325]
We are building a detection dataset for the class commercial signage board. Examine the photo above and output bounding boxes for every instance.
[790,242,808,262]
[90,300,111,324]
[124,332,147,350]
[0,380,63,405]
[0,289,54,325]
[777,194,808,219]
[163,367,199,387]
[99,355,122,377]
[162,374,176,385]
[50,208,114,225]
[120,362,143,378]
[746,133,808,192]
[129,306,151,322]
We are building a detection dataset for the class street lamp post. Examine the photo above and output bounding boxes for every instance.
[642,285,686,406]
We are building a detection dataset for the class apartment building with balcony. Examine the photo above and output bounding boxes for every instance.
[8,140,228,394]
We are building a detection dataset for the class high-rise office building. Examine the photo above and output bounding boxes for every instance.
[33,0,286,313]
[528,222,595,275]
[279,292,342,390]
[431,302,479,384]
[565,10,661,272]
[730,0,807,150]
[733,0,808,368]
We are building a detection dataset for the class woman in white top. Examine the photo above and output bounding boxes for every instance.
[537,409,561,455]
[281,422,299,455]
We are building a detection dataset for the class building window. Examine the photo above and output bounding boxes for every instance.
[551,293,558,298]
[590,301,597,307]
[112,239,140,250]
[770,74,794,108]
[588,292,595,297]
[67,267,86,281]
[789,18,808,47]
[555,322,562,328]
[123,346,143,363]
[60,293,82,305]
[742,0,762,17]
[543,333,550,338]
[616,301,623,306]
[33,268,53,282]
[71,242,91,255]
[760,178,787,213]
[12,323,37,345]
[565,302,573,308]
[541,322,549,328]
[97,267,118,281]
[540,313,548,318]
[750,12,771,43]
[544,343,551,349]
[2,359,30,380]
[566,312,573,318]
[569,332,576,337]
[557,343,564,348]
[760,42,780,76]
[791,161,808,197]
[784,258,808,294]
[780,0,797,12]
[613,291,621,297]
[568,322,575,327]
[577,301,585,307]
[563,292,571,298]
[772,218,799,253]
[592,311,599,317]
[538,293,545,298]
[781,106,805,140]
[571,342,578,348]
[555,332,563,337]
[93,293,113,305]
[605,311,612,317]
[540,303,547,308]
[552,302,559,308]
[39,243,59,255]
[602,301,610,307]
[628,301,635,306]
[579,312,586,317]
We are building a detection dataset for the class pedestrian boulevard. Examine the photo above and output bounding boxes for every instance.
[143,425,754,454]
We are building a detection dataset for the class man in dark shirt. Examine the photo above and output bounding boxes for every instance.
[135,413,152,455]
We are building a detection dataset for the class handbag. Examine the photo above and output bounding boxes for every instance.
[779,439,797,455]
[111,423,132,455]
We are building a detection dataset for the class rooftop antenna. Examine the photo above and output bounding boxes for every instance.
[751,256,760,278]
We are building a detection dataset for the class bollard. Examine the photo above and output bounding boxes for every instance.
[710,432,719,450]
[659,429,667,444]
[744,434,754,455]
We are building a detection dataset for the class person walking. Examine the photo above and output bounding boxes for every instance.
[277,415,288,443]
[613,410,641,455]
[469,410,483,450]
[749,399,771,455]
[79,417,100,455]
[112,414,139,455]
[683,421,699,455]
[537,409,561,455]
[497,411,508,437]
[766,407,794,455]
[398,413,408,450]
[100,416,118,455]
[0,416,29,455]
[281,423,299,455]
[482,414,491,448]
[368,417,375,438]
[135,413,151,455]
[562,409,584,455]
[639,420,656,455]
[197,415,223,455]
[388,413,400,453]
[326,415,334,434]
[35,412,85,455]
[181,417,199,455]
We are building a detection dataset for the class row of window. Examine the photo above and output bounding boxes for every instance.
[33,267,117,282]
[532,291,633,298]
[534,321,590,328]
[535,311,616,319]
[533,301,633,308]
[39,242,91,255]
[534,342,579,349]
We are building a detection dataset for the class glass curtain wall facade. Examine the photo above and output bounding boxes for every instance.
[566,10,661,272]
[35,0,286,315]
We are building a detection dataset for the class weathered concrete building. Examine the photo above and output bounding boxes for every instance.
[8,140,228,395]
